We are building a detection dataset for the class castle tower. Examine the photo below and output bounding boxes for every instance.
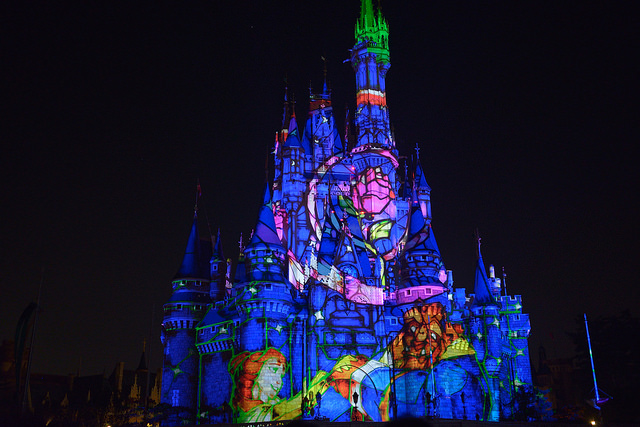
[351,0,392,150]
[302,64,344,171]
[235,185,294,353]
[414,145,433,222]
[397,195,446,301]
[280,114,308,257]
[160,210,211,414]
[469,237,501,421]
[349,0,399,263]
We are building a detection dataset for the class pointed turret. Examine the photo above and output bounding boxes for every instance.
[174,214,210,280]
[414,144,432,221]
[284,114,301,149]
[244,185,287,282]
[234,185,294,353]
[136,341,148,372]
[303,59,344,167]
[249,185,284,248]
[161,196,212,412]
[472,236,498,307]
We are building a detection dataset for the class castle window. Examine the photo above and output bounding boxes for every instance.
[265,284,273,290]
[195,281,201,286]
[390,317,397,325]
[406,290,411,296]
[176,304,182,310]
[172,389,179,406]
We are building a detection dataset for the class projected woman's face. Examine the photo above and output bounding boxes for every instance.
[252,357,284,403]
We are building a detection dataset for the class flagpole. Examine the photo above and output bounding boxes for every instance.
[584,313,601,410]
[22,267,44,415]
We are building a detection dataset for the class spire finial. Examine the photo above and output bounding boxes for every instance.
[194,179,202,217]
[281,76,289,130]
[321,55,329,96]
[238,233,244,252]
[475,228,482,257]
[415,143,421,161]
[404,158,408,185]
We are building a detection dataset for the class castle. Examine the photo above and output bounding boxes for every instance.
[160,1,532,423]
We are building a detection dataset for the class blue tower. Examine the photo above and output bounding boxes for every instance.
[160,209,211,417]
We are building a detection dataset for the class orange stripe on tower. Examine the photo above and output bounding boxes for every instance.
[357,89,386,107]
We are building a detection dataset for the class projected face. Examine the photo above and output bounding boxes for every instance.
[393,303,447,370]
[252,358,285,403]
[229,347,287,417]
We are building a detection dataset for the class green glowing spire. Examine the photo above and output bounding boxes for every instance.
[355,0,389,52]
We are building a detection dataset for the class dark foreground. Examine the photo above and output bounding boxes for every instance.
[191,419,635,427]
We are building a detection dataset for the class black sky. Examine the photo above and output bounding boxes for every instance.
[2,1,638,377]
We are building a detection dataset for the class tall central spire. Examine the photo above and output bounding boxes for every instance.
[351,0,392,150]
[356,0,389,52]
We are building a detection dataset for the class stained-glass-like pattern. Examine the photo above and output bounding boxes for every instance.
[159,1,533,424]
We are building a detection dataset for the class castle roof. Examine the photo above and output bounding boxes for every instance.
[283,115,301,149]
[200,306,227,327]
[330,125,343,155]
[415,161,431,191]
[404,201,429,251]
[174,215,210,280]
[211,229,224,262]
[472,245,498,307]
[136,349,147,372]
[248,184,284,248]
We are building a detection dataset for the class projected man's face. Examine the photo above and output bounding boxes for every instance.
[393,303,446,370]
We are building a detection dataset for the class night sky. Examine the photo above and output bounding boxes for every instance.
[2,1,637,377]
